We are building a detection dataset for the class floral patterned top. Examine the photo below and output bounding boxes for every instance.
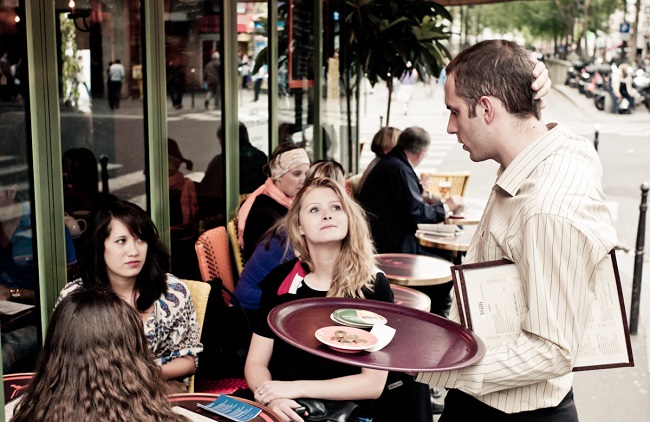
[57,274,203,367]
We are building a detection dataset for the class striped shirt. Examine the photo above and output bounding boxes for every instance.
[416,123,617,413]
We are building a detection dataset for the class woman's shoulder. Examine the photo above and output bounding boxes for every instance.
[162,274,191,299]
[365,272,394,303]
[55,279,84,307]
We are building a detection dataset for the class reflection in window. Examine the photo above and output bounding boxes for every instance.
[57,0,146,275]
[0,0,42,376]
[164,1,228,279]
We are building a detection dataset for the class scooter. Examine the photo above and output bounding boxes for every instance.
[633,70,650,111]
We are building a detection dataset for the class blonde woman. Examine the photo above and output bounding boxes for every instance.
[244,177,393,422]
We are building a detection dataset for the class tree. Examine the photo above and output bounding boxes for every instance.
[343,0,452,125]
[477,0,617,58]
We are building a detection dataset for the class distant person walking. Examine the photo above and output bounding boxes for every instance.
[203,52,221,110]
[397,67,418,115]
[167,59,186,110]
[108,59,125,110]
[0,52,14,102]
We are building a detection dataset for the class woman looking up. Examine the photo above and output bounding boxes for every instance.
[56,200,202,388]
[238,142,310,261]
[244,177,393,422]
[11,288,189,422]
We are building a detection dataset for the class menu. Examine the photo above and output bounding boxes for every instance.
[197,395,262,421]
[451,250,633,371]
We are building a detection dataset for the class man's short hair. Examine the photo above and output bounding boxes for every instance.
[446,40,541,120]
[397,127,430,155]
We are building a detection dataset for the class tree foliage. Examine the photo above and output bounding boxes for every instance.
[476,0,618,56]
[343,0,452,124]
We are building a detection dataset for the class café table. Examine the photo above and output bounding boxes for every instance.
[375,253,453,287]
[169,393,282,421]
[417,225,477,264]
[269,297,485,373]
[390,284,431,312]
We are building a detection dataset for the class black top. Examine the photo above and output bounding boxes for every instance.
[358,145,446,254]
[243,194,288,261]
[255,258,394,417]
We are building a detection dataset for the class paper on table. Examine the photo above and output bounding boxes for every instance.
[197,395,262,421]
[172,406,216,422]
[367,324,396,352]
[416,230,458,239]
[0,301,34,316]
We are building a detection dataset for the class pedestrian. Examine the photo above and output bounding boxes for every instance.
[252,64,267,102]
[107,58,125,110]
[167,59,186,110]
[413,39,617,421]
[397,67,418,115]
[611,63,637,114]
[0,52,14,102]
[203,52,220,110]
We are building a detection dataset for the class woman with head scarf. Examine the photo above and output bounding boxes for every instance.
[238,143,310,261]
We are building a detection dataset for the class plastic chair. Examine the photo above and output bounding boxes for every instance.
[182,279,211,393]
[419,172,471,198]
[227,217,245,276]
[195,226,237,306]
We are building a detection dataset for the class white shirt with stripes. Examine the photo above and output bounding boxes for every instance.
[416,123,617,413]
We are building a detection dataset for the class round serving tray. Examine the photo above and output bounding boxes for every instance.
[268,297,485,372]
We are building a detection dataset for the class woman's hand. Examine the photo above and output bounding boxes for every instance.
[266,398,306,422]
[255,380,301,404]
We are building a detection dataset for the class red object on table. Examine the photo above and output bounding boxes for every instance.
[169,393,282,421]
[268,297,485,373]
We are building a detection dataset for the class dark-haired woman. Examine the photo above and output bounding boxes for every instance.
[56,200,202,384]
[11,288,189,422]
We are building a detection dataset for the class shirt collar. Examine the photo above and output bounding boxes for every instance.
[495,122,564,196]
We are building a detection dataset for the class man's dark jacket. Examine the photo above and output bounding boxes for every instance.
[358,145,446,254]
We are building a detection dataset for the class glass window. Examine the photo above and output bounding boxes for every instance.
[0,0,42,376]
[164,0,228,278]
[57,0,146,272]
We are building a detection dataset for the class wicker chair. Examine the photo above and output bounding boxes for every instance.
[182,279,211,393]
[195,226,237,306]
[227,217,245,276]
[419,171,471,198]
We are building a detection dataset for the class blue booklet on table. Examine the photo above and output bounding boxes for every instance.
[197,395,262,422]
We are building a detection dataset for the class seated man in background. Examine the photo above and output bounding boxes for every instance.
[358,126,462,258]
